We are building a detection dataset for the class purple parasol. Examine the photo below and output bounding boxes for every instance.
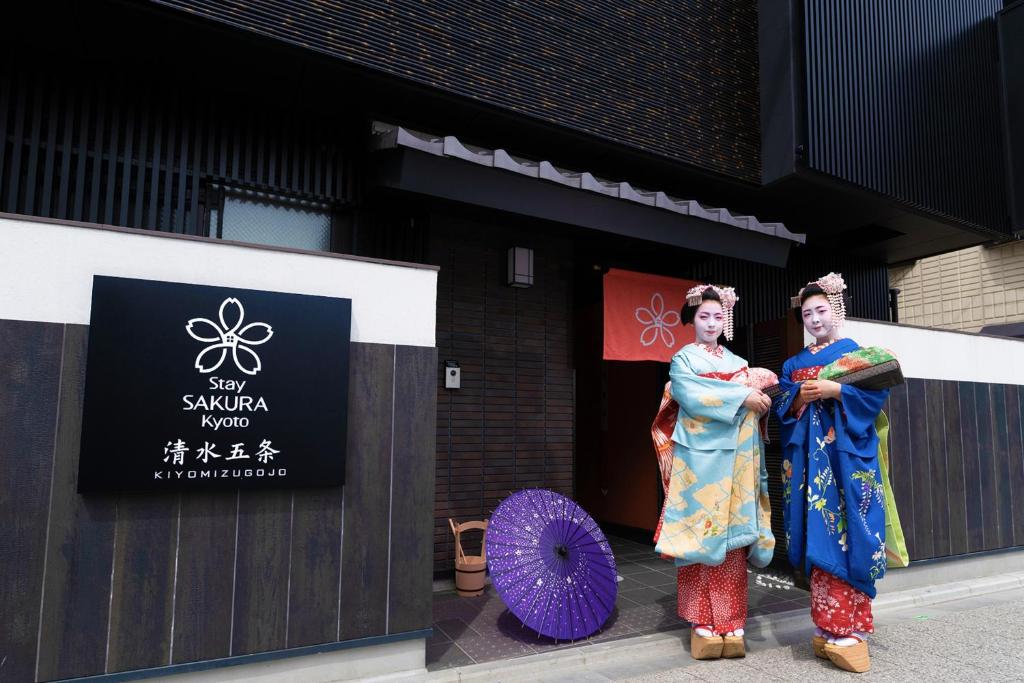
[487,489,617,641]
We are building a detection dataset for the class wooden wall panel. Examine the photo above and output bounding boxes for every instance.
[942,381,969,556]
[0,320,63,683]
[882,378,1024,562]
[884,385,917,561]
[959,382,986,555]
[990,385,1015,548]
[389,345,439,634]
[886,383,915,559]
[339,343,395,640]
[36,325,117,681]
[1012,387,1024,546]
[975,384,999,551]
[1,305,433,680]
[231,490,293,655]
[287,488,344,647]
[106,494,180,671]
[924,380,950,557]
[171,491,237,664]
[906,379,934,559]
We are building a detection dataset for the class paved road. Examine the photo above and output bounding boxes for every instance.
[623,589,1024,682]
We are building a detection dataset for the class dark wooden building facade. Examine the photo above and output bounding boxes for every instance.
[1,0,1021,680]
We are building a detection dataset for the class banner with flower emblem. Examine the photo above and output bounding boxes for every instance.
[603,268,699,362]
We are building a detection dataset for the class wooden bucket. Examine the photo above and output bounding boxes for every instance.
[449,518,488,597]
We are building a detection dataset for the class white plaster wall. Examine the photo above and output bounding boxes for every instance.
[804,318,1024,385]
[0,217,437,348]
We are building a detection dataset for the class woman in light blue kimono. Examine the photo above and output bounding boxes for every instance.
[654,284,774,661]
[775,273,887,674]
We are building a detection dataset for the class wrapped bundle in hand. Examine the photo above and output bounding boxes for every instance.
[819,346,904,390]
[746,366,780,398]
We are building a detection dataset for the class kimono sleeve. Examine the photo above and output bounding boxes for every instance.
[669,351,750,424]
[774,357,801,424]
[834,384,889,455]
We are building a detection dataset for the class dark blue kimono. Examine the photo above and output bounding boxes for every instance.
[775,338,888,598]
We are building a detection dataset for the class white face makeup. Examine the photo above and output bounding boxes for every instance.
[694,300,724,344]
[801,294,835,341]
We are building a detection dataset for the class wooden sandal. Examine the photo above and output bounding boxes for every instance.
[722,634,746,658]
[825,638,870,673]
[811,635,828,659]
[690,629,724,660]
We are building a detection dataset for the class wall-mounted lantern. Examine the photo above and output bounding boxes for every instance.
[507,246,534,288]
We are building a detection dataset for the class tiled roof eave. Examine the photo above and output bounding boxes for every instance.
[371,122,806,245]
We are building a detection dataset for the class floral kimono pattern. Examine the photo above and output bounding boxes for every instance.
[652,344,774,632]
[656,344,774,569]
[775,338,888,599]
[810,567,874,635]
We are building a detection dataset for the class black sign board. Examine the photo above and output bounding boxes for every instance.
[78,276,351,492]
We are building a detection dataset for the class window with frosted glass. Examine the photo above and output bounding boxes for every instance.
[208,189,332,252]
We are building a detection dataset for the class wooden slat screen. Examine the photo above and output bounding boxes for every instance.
[0,64,354,236]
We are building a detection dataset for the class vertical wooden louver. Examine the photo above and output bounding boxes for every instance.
[0,64,354,235]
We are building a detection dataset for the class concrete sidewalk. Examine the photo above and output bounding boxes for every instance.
[417,571,1024,682]
[625,593,1024,682]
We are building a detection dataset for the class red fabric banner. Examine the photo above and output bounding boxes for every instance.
[603,268,699,362]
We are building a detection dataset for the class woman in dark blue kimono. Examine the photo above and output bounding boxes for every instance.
[775,273,888,674]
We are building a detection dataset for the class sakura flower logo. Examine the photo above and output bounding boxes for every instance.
[635,293,680,348]
[186,298,273,376]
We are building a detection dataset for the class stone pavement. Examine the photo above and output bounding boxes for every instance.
[428,535,806,671]
[421,576,1024,682]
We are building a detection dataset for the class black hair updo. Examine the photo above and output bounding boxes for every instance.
[681,286,723,326]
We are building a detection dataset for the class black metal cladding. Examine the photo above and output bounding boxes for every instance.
[151,0,763,183]
[803,0,1009,234]
[999,2,1024,234]
[0,62,354,235]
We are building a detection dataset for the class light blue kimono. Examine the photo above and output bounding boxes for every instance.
[655,344,775,568]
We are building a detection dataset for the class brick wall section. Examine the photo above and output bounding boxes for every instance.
[890,242,1024,332]
[430,216,573,573]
